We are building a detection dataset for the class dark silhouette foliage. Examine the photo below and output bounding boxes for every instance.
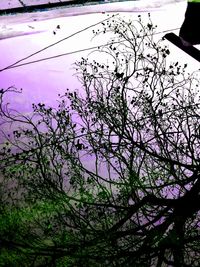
[0,15,200,267]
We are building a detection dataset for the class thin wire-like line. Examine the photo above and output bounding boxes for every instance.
[0,13,119,73]
[1,27,180,70]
